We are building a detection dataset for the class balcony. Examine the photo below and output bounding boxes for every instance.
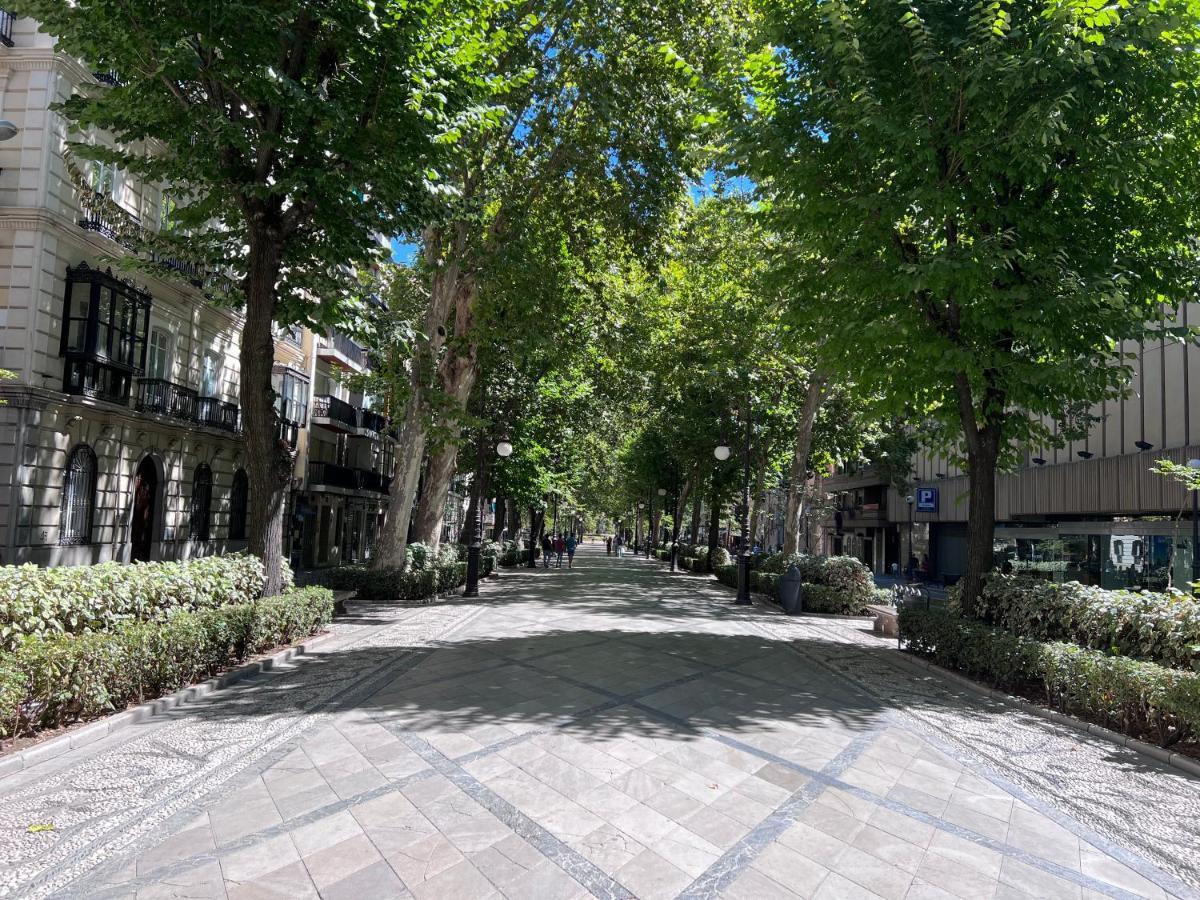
[359,409,388,437]
[136,378,197,421]
[317,331,368,371]
[196,397,240,433]
[307,462,390,495]
[360,469,389,494]
[311,394,358,433]
[0,9,14,47]
[277,418,300,450]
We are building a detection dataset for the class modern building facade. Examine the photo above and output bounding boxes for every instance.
[818,304,1200,591]
[0,14,396,570]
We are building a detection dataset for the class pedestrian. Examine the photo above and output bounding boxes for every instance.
[565,533,577,568]
[616,532,625,558]
[606,536,612,555]
[541,533,553,568]
[554,533,566,568]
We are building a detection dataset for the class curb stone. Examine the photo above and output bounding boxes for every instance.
[885,647,1200,780]
[0,629,340,780]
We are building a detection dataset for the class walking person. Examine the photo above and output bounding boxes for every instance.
[606,536,612,555]
[541,533,553,568]
[554,533,566,568]
[565,533,578,568]
[616,531,625,558]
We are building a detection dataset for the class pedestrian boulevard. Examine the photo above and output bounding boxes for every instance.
[0,544,1196,899]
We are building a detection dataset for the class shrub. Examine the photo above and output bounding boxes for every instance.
[1,586,333,739]
[900,608,1200,748]
[499,548,534,567]
[710,547,733,567]
[0,554,268,652]
[977,575,1200,671]
[750,552,875,614]
[714,564,738,588]
[343,558,467,604]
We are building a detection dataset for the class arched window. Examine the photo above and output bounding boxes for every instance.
[190,463,213,541]
[60,444,97,545]
[229,469,248,541]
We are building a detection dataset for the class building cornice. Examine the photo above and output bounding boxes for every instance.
[0,49,92,84]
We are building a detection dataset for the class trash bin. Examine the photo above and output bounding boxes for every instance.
[779,564,803,615]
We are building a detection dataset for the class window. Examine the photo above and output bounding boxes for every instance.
[200,352,221,399]
[88,160,117,199]
[60,444,97,546]
[60,263,150,404]
[229,469,248,541]
[272,365,309,426]
[159,193,177,233]
[147,328,172,380]
[190,463,212,541]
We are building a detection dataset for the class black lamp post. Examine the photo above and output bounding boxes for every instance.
[636,500,644,552]
[715,397,752,605]
[905,494,914,583]
[1190,459,1200,587]
[465,435,514,597]
[669,478,681,572]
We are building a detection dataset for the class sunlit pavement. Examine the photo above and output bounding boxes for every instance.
[1,543,1196,899]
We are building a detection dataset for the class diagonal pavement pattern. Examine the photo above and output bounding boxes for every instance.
[0,544,1197,899]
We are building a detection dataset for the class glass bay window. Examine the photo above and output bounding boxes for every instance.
[59,262,150,404]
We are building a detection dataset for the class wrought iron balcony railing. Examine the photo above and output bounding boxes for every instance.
[360,469,389,494]
[195,396,240,433]
[136,378,197,421]
[308,461,359,491]
[312,394,359,431]
[359,409,388,436]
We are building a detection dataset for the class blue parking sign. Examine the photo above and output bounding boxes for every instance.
[916,488,938,512]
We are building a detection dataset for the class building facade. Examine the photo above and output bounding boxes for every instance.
[0,14,396,570]
[818,305,1200,591]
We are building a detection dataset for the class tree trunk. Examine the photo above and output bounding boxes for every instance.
[240,230,291,596]
[962,425,1001,617]
[508,503,521,542]
[783,376,826,555]
[412,279,480,547]
[374,226,470,568]
[689,486,702,545]
[748,463,766,551]
[706,482,721,570]
[459,489,479,545]
[491,496,506,541]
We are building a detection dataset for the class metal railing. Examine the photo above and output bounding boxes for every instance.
[308,461,359,491]
[136,378,197,421]
[325,331,368,368]
[312,394,358,430]
[360,409,388,435]
[78,190,128,242]
[277,418,299,450]
[360,469,389,493]
[195,396,240,432]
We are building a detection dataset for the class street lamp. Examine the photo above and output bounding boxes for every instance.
[465,432,507,598]
[656,487,666,551]
[905,494,914,583]
[1189,459,1200,587]
[636,500,645,553]
[496,439,513,458]
[715,399,753,605]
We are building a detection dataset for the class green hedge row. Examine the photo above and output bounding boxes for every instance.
[499,548,536,566]
[977,575,1200,671]
[0,587,334,739]
[900,608,1200,748]
[323,559,470,603]
[0,554,275,652]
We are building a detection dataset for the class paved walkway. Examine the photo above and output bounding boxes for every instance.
[0,545,1197,899]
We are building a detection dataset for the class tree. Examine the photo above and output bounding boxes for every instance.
[22,0,491,592]
[382,0,749,561]
[744,0,1200,610]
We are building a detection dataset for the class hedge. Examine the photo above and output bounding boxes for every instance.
[0,586,333,739]
[976,575,1200,671]
[323,558,469,604]
[0,554,275,652]
[900,608,1200,748]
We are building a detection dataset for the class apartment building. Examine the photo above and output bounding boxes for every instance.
[0,13,395,569]
[818,306,1200,592]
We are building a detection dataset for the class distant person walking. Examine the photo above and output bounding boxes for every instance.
[565,533,577,568]
[541,533,553,569]
[605,536,612,555]
[616,532,625,558]
[554,534,566,568]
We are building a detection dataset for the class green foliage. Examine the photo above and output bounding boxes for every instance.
[900,608,1200,748]
[0,587,333,738]
[754,552,875,613]
[976,575,1200,671]
[323,557,469,603]
[0,555,270,651]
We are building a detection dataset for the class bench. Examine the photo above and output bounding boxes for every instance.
[865,604,899,638]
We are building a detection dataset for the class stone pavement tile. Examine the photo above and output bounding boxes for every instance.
[423,730,486,759]
[928,830,1004,880]
[734,772,793,808]
[863,806,934,849]
[778,820,855,868]
[313,859,409,900]
[693,737,773,775]
[1004,806,1081,871]
[723,867,805,899]
[756,761,811,793]
[751,841,833,897]
[464,752,517,782]
[847,823,925,874]
[1078,845,1168,899]
[519,750,605,799]
[592,738,659,768]
[814,787,878,824]
[224,859,320,900]
[678,805,748,851]
[136,860,226,900]
[813,871,887,899]
[999,857,1083,899]
[884,783,948,818]
[903,878,961,900]
[472,841,587,900]
[614,766,673,802]
[797,799,866,845]
[298,725,361,767]
[652,824,723,877]
[940,799,1010,843]
[947,785,1014,823]
[326,763,389,800]
[301,834,384,891]
[379,832,465,889]
[544,737,635,783]
[208,779,284,846]
[334,717,402,754]
[827,844,914,900]
[576,782,641,819]
[370,745,432,781]
[573,823,646,871]
[487,770,573,818]
[709,784,774,827]
[614,848,692,900]
[288,810,365,857]
[271,783,342,822]
[839,768,898,798]
[610,800,679,846]
[408,858,499,900]
[219,834,303,887]
[534,797,606,845]
[645,784,707,821]
[135,824,217,876]
[913,847,999,899]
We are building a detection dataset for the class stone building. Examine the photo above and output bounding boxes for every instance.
[0,13,395,569]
